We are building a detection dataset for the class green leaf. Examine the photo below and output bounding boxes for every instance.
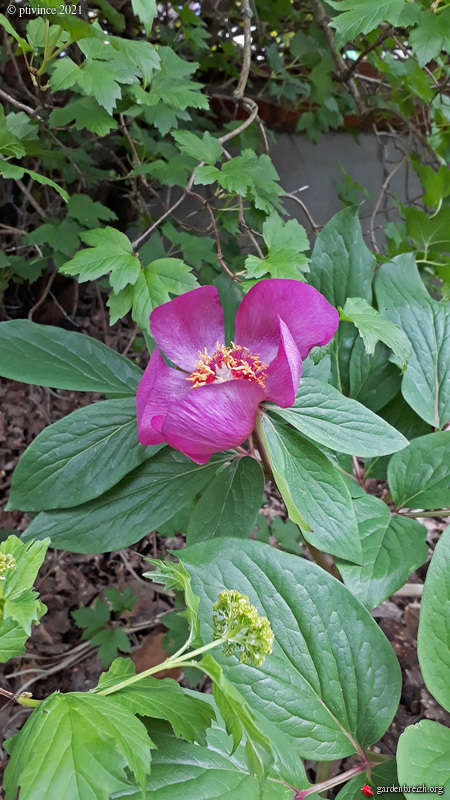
[3,692,154,800]
[60,227,141,293]
[0,13,34,53]
[132,258,199,332]
[105,587,137,613]
[341,297,412,368]
[0,163,68,202]
[267,377,408,457]
[336,760,400,800]
[107,285,134,325]
[328,0,404,41]
[113,715,292,799]
[417,525,450,713]
[0,619,29,664]
[0,536,49,661]
[146,558,200,648]
[7,398,160,511]
[388,432,450,510]
[397,720,450,796]
[180,538,401,760]
[349,340,402,413]
[409,7,450,67]
[263,213,309,253]
[256,413,361,563]
[199,655,274,789]
[72,598,110,639]
[375,255,450,428]
[216,151,284,213]
[22,450,228,553]
[308,206,375,307]
[187,458,264,545]
[172,130,222,165]
[335,495,427,610]
[90,628,131,667]
[97,658,215,744]
[67,195,117,228]
[49,98,116,136]
[0,320,142,395]
[131,0,157,35]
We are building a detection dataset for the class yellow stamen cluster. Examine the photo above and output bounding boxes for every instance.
[0,553,17,580]
[187,342,268,390]
[213,589,274,667]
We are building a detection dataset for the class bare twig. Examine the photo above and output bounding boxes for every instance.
[28,268,58,321]
[233,0,253,101]
[369,150,409,251]
[16,179,46,218]
[187,189,241,281]
[283,192,320,233]
[0,87,40,117]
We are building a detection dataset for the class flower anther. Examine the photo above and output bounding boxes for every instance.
[188,342,268,389]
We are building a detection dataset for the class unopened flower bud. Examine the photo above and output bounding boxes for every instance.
[0,553,17,579]
[213,589,274,667]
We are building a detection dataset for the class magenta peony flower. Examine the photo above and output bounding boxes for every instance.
[136,280,339,464]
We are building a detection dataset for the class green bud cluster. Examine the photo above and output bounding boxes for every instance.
[0,553,17,580]
[213,589,274,667]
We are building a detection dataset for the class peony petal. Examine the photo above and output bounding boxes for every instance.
[161,380,264,464]
[150,286,225,371]
[235,278,339,362]
[264,316,302,408]
[136,348,190,445]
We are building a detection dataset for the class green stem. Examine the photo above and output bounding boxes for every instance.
[253,416,275,481]
[397,508,450,518]
[97,637,228,697]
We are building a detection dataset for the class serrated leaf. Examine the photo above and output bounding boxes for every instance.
[328,0,404,41]
[105,587,137,613]
[67,195,117,228]
[131,0,157,34]
[91,628,131,667]
[49,98,116,136]
[97,658,215,744]
[187,458,264,545]
[180,537,401,760]
[309,206,375,307]
[0,319,142,395]
[409,7,450,67]
[22,451,228,553]
[132,258,199,332]
[7,398,160,511]
[335,495,427,610]
[173,130,222,165]
[388,432,450,510]
[72,598,110,639]
[60,226,141,293]
[341,296,412,368]
[375,255,450,428]
[417,525,450,712]
[0,619,29,664]
[145,558,200,647]
[3,692,154,800]
[268,377,408,457]
[107,285,134,325]
[256,413,362,562]
[397,720,450,796]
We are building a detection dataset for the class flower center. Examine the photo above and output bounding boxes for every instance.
[187,342,268,390]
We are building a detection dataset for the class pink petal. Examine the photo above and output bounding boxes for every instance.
[150,286,225,372]
[264,316,302,408]
[136,348,190,445]
[161,380,264,464]
[235,279,339,362]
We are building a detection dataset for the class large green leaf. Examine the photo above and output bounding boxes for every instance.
[256,413,361,562]
[0,320,141,396]
[22,451,228,553]
[7,398,160,511]
[363,393,430,481]
[267,378,407,457]
[397,721,450,796]
[328,0,404,41]
[387,432,450,510]
[417,525,450,713]
[187,458,264,545]
[335,496,427,610]
[113,717,292,800]
[3,692,154,800]
[308,206,375,307]
[180,538,401,760]
[375,256,450,428]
